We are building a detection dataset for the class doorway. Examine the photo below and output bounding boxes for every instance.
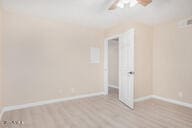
[108,38,119,99]
[104,29,135,109]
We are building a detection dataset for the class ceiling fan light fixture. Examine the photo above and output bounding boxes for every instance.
[109,0,150,10]
[116,1,125,8]
[116,0,138,9]
[129,0,138,7]
[123,0,130,4]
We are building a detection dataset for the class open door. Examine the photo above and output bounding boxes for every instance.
[119,29,135,109]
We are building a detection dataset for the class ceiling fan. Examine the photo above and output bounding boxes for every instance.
[108,0,152,10]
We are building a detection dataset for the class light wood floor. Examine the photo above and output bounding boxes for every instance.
[1,88,192,128]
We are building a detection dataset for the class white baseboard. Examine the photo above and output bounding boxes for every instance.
[134,95,192,109]
[134,95,153,102]
[3,92,105,112]
[1,93,191,120]
[152,95,192,109]
[108,85,119,89]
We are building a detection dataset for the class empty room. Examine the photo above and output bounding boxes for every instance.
[0,0,192,128]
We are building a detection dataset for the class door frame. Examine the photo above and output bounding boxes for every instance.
[104,34,120,95]
[104,29,135,98]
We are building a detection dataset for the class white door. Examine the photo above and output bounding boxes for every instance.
[119,29,135,109]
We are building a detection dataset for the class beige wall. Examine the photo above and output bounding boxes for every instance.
[153,19,192,103]
[3,11,104,106]
[105,22,153,98]
[108,39,119,87]
[2,10,191,107]
[3,12,154,105]
[0,2,3,111]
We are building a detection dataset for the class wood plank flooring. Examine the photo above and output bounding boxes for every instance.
[1,88,192,128]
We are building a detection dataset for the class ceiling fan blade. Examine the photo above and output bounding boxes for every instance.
[108,0,120,10]
[137,0,152,6]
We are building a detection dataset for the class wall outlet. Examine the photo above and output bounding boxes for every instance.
[178,92,183,98]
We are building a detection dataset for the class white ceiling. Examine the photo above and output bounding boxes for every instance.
[2,0,192,28]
